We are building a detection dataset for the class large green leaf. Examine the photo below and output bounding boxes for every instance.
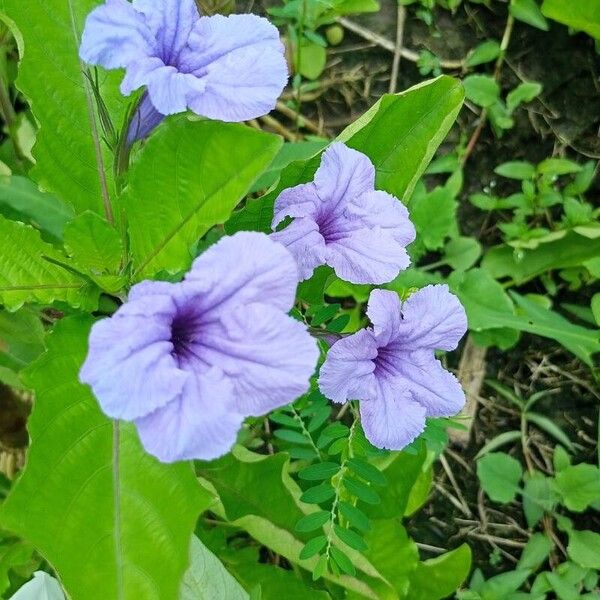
[123,116,282,279]
[0,317,208,599]
[481,233,600,284]
[180,536,248,600]
[455,269,600,365]
[542,0,600,40]
[0,176,74,243]
[407,544,472,600]
[226,76,464,234]
[0,216,97,310]
[0,0,124,216]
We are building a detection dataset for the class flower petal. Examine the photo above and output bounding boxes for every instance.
[185,232,299,314]
[351,190,416,246]
[314,143,375,205]
[318,329,378,403]
[134,368,243,462]
[395,350,465,417]
[360,384,426,451]
[196,303,319,415]
[273,183,321,227]
[366,289,403,346]
[80,282,188,421]
[182,15,288,121]
[80,0,154,69]
[326,229,410,284]
[126,93,165,144]
[133,0,199,64]
[127,60,206,114]
[398,284,468,351]
[270,218,327,281]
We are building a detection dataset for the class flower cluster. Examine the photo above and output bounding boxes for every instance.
[79,0,467,463]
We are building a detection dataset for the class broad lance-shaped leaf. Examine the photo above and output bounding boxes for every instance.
[122,116,282,280]
[0,216,97,311]
[0,0,125,216]
[226,75,464,233]
[0,317,209,599]
[0,176,74,243]
[180,537,248,600]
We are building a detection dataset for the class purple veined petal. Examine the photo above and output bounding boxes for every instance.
[272,183,322,228]
[326,229,411,285]
[185,231,299,315]
[126,92,165,144]
[139,61,207,115]
[394,349,465,417]
[181,14,288,122]
[132,0,199,65]
[196,303,319,415]
[350,190,416,246]
[134,368,244,463]
[79,0,155,69]
[398,284,468,351]
[79,285,188,421]
[359,383,426,451]
[270,218,328,281]
[318,329,378,404]
[366,289,403,346]
[314,143,375,206]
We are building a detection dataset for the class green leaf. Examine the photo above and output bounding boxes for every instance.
[506,82,543,112]
[63,212,123,291]
[476,452,522,503]
[482,232,600,284]
[180,536,249,600]
[408,544,472,600]
[479,569,532,597]
[334,525,367,552]
[526,412,573,451]
[338,502,370,533]
[0,317,207,599]
[0,0,125,215]
[542,0,600,40]
[510,0,549,30]
[494,161,536,180]
[522,471,558,527]
[300,484,336,504]
[463,75,500,107]
[409,185,458,250]
[274,429,311,445]
[299,462,340,481]
[227,76,463,233]
[517,533,552,571]
[465,40,501,67]
[299,536,327,560]
[0,216,97,310]
[537,158,582,176]
[295,511,330,533]
[443,236,482,271]
[344,477,380,505]
[347,458,387,486]
[554,464,600,512]
[592,294,600,326]
[329,546,355,576]
[124,117,282,279]
[567,529,600,569]
[475,431,522,459]
[0,176,74,242]
[298,40,326,80]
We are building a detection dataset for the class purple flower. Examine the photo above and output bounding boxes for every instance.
[80,0,288,140]
[318,285,467,450]
[270,143,416,284]
[80,232,319,463]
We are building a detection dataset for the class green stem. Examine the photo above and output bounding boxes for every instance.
[290,406,323,461]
